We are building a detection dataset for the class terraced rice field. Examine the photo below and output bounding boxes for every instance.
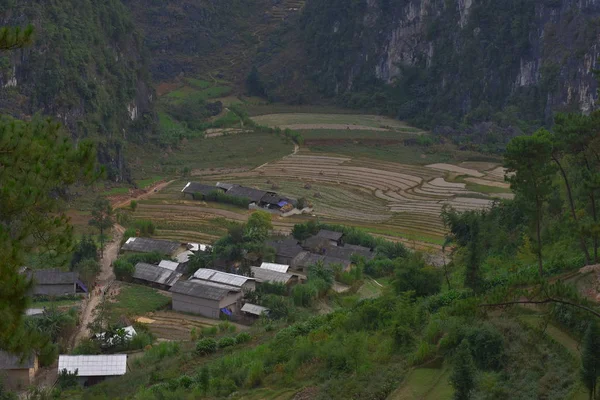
[252,113,421,132]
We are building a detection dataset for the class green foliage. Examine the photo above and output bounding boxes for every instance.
[0,25,34,50]
[196,190,250,208]
[89,197,114,253]
[133,219,156,237]
[130,200,138,212]
[70,235,98,269]
[393,253,442,297]
[73,258,101,288]
[235,332,251,344]
[57,368,79,390]
[217,336,236,349]
[73,338,101,355]
[581,320,600,398]
[196,338,218,355]
[113,259,134,281]
[0,115,96,355]
[119,252,164,266]
[450,340,477,400]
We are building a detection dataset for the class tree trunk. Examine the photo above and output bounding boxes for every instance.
[552,155,591,265]
[592,192,598,263]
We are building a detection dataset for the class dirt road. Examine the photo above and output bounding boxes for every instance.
[74,224,124,346]
[112,180,176,209]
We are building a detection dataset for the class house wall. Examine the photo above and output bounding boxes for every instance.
[172,293,221,319]
[33,283,75,296]
[1,369,32,390]
[218,292,243,313]
[275,255,294,265]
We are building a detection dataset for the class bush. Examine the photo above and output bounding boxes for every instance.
[129,331,154,351]
[130,200,138,211]
[202,326,218,336]
[113,259,135,281]
[217,337,236,349]
[196,338,218,355]
[133,219,156,237]
[235,332,252,344]
[57,369,79,390]
[463,323,505,370]
[73,338,101,355]
[218,321,235,333]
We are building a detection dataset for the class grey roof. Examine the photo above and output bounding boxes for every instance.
[260,262,290,273]
[176,250,194,264]
[58,355,127,377]
[216,182,236,191]
[251,267,293,284]
[158,260,180,271]
[0,352,35,370]
[121,237,181,255]
[188,279,241,291]
[182,182,220,196]
[170,280,235,301]
[192,268,254,288]
[303,236,332,251]
[31,269,77,285]
[241,303,269,316]
[267,238,304,258]
[261,192,284,206]
[292,251,351,270]
[316,230,344,241]
[225,186,269,203]
[325,245,374,261]
[133,263,182,287]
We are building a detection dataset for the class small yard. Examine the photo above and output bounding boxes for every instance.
[107,284,171,323]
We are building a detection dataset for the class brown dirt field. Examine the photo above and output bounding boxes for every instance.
[464,177,511,189]
[425,163,484,177]
[459,161,500,171]
[304,138,403,146]
[156,81,181,97]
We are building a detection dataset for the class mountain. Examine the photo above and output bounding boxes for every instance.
[0,0,154,181]
[256,0,600,127]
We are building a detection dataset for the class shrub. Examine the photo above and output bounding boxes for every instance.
[72,338,101,355]
[202,326,218,336]
[133,219,156,237]
[217,337,236,349]
[136,342,180,367]
[235,332,252,344]
[463,323,505,370]
[196,338,218,355]
[218,321,235,333]
[113,259,134,281]
[129,331,154,351]
[57,369,79,390]
[130,200,138,211]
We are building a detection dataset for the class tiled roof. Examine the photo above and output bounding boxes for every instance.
[192,269,254,288]
[316,230,344,241]
[181,182,219,195]
[0,352,35,370]
[170,280,235,301]
[225,186,269,203]
[251,267,293,284]
[133,263,182,287]
[30,269,77,285]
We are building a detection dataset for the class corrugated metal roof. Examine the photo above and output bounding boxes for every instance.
[158,260,180,271]
[121,237,181,255]
[260,262,290,273]
[216,182,236,191]
[251,267,293,284]
[241,303,269,316]
[133,263,182,287]
[176,250,194,263]
[58,355,127,377]
[188,279,241,291]
[170,280,235,300]
[0,352,35,370]
[192,269,254,288]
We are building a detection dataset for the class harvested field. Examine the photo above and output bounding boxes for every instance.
[141,311,248,341]
[486,166,511,181]
[251,113,416,131]
[425,163,484,177]
[464,177,511,189]
[278,124,392,131]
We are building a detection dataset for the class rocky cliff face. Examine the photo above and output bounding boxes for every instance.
[264,0,600,125]
[0,0,154,181]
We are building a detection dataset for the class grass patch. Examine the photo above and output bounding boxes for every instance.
[166,86,232,103]
[136,176,163,189]
[388,364,452,400]
[185,78,212,89]
[107,284,170,322]
[251,113,414,130]
[104,187,130,195]
[465,182,512,194]
[31,299,81,309]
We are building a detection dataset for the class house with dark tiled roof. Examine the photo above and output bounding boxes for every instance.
[0,351,38,390]
[28,269,88,296]
[181,182,223,199]
[121,237,185,257]
[290,251,352,273]
[267,238,304,265]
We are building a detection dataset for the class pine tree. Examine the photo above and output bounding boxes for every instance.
[581,320,600,400]
[89,197,114,256]
[450,339,476,400]
[0,26,34,50]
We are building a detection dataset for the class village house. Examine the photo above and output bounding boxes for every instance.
[132,263,182,290]
[324,244,375,261]
[0,352,38,390]
[58,355,127,387]
[181,182,222,199]
[290,251,352,273]
[260,262,290,273]
[266,238,304,265]
[251,266,296,286]
[191,268,256,292]
[315,229,344,246]
[120,237,185,257]
[28,269,88,296]
[170,280,242,319]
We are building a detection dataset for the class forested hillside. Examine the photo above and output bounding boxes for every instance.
[0,0,154,180]
[255,0,600,141]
